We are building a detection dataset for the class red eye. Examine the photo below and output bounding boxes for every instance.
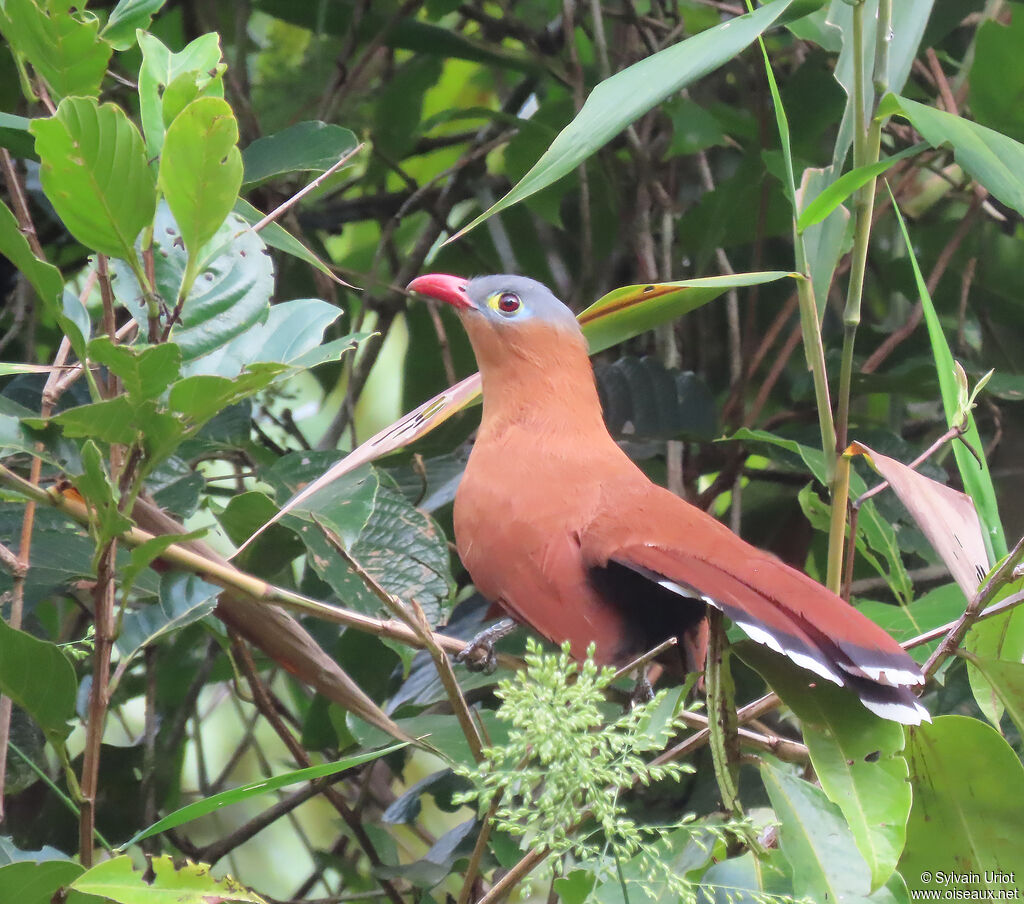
[497,292,521,314]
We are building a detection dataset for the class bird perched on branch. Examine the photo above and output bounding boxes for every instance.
[407,273,928,724]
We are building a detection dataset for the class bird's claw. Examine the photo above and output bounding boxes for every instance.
[629,673,655,708]
[453,618,516,674]
[455,638,498,674]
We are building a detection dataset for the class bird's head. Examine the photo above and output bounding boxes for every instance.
[406,273,580,335]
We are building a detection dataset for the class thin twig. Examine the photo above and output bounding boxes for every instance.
[251,144,365,233]
[923,534,1024,679]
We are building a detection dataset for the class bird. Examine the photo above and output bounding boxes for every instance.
[406,272,928,724]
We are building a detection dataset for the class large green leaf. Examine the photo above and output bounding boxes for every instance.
[0,620,76,742]
[969,12,1024,144]
[881,94,1024,219]
[112,206,274,364]
[124,744,407,845]
[264,457,453,626]
[0,0,111,99]
[241,121,358,186]
[71,856,264,904]
[30,98,156,260]
[158,97,243,262]
[968,656,1024,740]
[448,0,810,241]
[741,644,910,890]
[0,860,89,904]
[86,339,182,405]
[901,716,1024,891]
[761,763,900,904]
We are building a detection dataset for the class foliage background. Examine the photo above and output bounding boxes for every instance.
[2,0,1024,902]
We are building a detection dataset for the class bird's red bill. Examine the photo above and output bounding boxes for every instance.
[407,273,473,310]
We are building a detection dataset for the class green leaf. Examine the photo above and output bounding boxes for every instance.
[578,273,797,355]
[71,855,265,904]
[856,583,967,663]
[112,206,274,365]
[881,94,1024,219]
[0,112,36,159]
[77,440,134,542]
[797,144,925,232]
[158,97,243,260]
[241,121,358,186]
[968,11,1024,145]
[86,339,182,404]
[48,397,139,446]
[741,644,910,890]
[266,457,453,625]
[0,620,76,741]
[30,97,156,260]
[116,572,219,665]
[137,31,225,161]
[120,528,207,595]
[761,763,897,904]
[124,744,407,845]
[449,0,806,241]
[0,860,87,904]
[0,201,62,307]
[967,656,1024,740]
[168,365,286,427]
[100,0,166,51]
[901,716,1024,891]
[232,198,338,278]
[0,0,111,99]
[888,192,1016,719]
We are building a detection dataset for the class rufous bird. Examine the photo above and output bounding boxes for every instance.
[407,273,928,724]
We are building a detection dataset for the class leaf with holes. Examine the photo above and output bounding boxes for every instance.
[158,97,243,263]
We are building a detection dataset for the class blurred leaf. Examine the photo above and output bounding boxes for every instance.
[0,200,62,308]
[71,855,264,904]
[901,716,1024,891]
[116,572,220,665]
[968,11,1024,145]
[761,763,899,903]
[120,528,207,595]
[740,643,910,890]
[449,0,808,241]
[77,440,133,541]
[0,112,35,159]
[797,166,852,312]
[125,743,407,845]
[30,97,155,260]
[0,860,89,904]
[138,32,225,160]
[100,0,166,51]
[0,620,76,742]
[967,656,1024,739]
[241,121,358,186]
[595,356,716,441]
[376,818,476,887]
[158,97,243,262]
[882,94,1024,219]
[847,441,988,601]
[0,0,110,99]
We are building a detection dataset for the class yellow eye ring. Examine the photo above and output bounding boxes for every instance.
[489,292,522,316]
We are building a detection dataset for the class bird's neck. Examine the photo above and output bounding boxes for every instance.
[463,317,609,439]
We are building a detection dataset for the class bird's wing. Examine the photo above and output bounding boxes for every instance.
[580,484,928,723]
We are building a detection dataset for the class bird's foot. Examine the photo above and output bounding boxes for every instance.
[629,671,655,708]
[455,618,517,673]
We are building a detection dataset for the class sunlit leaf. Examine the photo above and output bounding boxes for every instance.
[30,98,155,260]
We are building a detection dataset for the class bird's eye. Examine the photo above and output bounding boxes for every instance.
[496,292,521,315]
